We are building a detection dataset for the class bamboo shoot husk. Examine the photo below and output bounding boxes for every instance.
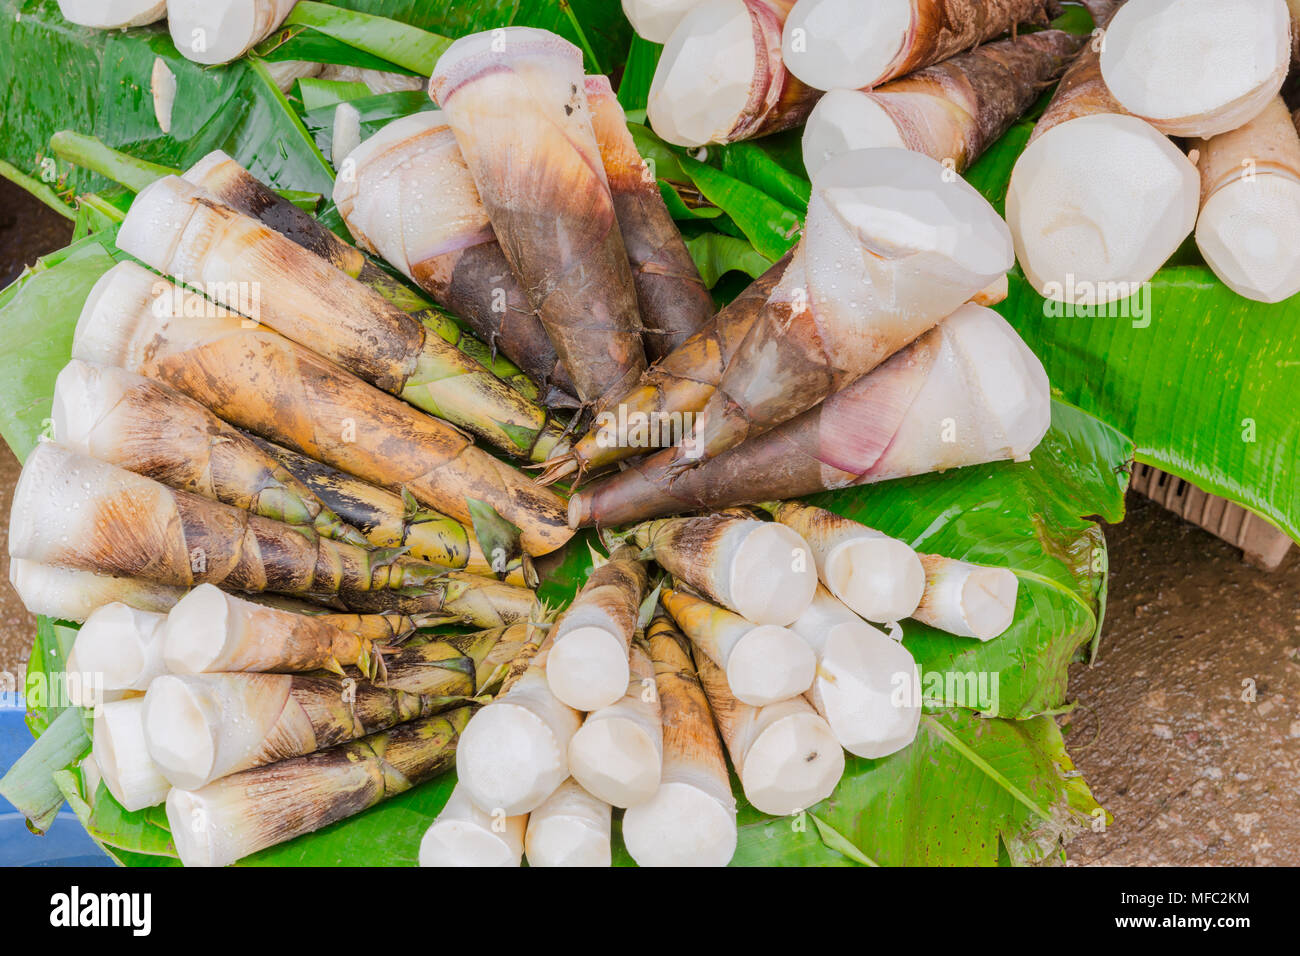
[166,707,470,867]
[167,0,298,66]
[419,781,526,867]
[54,359,368,547]
[72,262,572,555]
[250,435,532,586]
[660,587,814,706]
[117,176,565,462]
[632,513,816,625]
[456,629,582,816]
[567,641,663,807]
[788,585,921,758]
[913,554,1018,640]
[334,112,576,402]
[9,560,185,622]
[93,698,171,812]
[8,443,472,602]
[622,612,736,866]
[585,74,714,359]
[330,572,540,628]
[801,29,1082,179]
[1191,97,1300,303]
[430,28,647,405]
[649,0,820,147]
[546,546,648,712]
[569,304,1049,526]
[764,501,923,623]
[142,671,461,789]
[781,0,1055,92]
[523,777,613,867]
[696,652,842,816]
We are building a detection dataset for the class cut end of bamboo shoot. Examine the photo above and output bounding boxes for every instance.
[51,358,128,455]
[1196,175,1300,303]
[815,621,921,759]
[915,557,1019,640]
[418,783,525,867]
[167,0,287,65]
[140,675,219,790]
[161,583,235,674]
[727,624,816,706]
[57,0,166,29]
[729,523,819,626]
[546,626,631,713]
[93,698,170,812]
[151,57,176,135]
[72,261,163,370]
[567,714,662,808]
[70,602,166,693]
[802,89,907,182]
[647,0,758,147]
[8,560,184,622]
[824,536,925,624]
[457,703,569,816]
[523,779,612,867]
[116,175,208,276]
[622,780,737,866]
[742,710,844,816]
[781,0,912,92]
[621,0,701,43]
[1099,0,1290,138]
[1007,113,1199,302]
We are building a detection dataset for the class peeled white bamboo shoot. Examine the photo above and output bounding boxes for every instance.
[523,778,612,867]
[913,555,1018,640]
[167,0,299,66]
[622,0,705,42]
[418,782,526,867]
[661,587,815,706]
[66,604,168,705]
[789,586,921,758]
[695,654,843,816]
[1192,97,1300,303]
[94,698,171,811]
[1099,0,1290,138]
[566,642,663,808]
[8,560,184,622]
[58,0,167,28]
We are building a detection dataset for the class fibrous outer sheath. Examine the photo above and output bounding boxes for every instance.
[524,777,613,867]
[430,28,647,406]
[632,513,817,626]
[71,261,572,555]
[1191,97,1300,303]
[800,29,1082,180]
[53,358,369,548]
[546,546,647,712]
[1006,17,1200,304]
[116,175,566,463]
[649,0,821,147]
[569,303,1049,526]
[765,501,924,624]
[788,585,921,758]
[566,641,664,808]
[166,707,470,867]
[622,611,736,867]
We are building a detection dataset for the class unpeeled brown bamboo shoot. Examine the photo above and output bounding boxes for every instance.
[632,513,816,625]
[167,707,470,867]
[660,587,814,706]
[567,642,663,807]
[695,653,843,816]
[72,262,572,555]
[764,501,923,624]
[585,74,714,360]
[53,359,368,547]
[569,304,1049,526]
[801,29,1082,180]
[523,778,613,867]
[117,176,566,462]
[1192,97,1300,303]
[430,28,647,405]
[781,0,1056,92]
[622,611,736,867]
[545,546,648,712]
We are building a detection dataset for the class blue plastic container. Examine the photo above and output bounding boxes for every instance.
[0,699,113,866]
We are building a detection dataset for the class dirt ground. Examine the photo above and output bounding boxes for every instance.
[1,179,1296,867]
